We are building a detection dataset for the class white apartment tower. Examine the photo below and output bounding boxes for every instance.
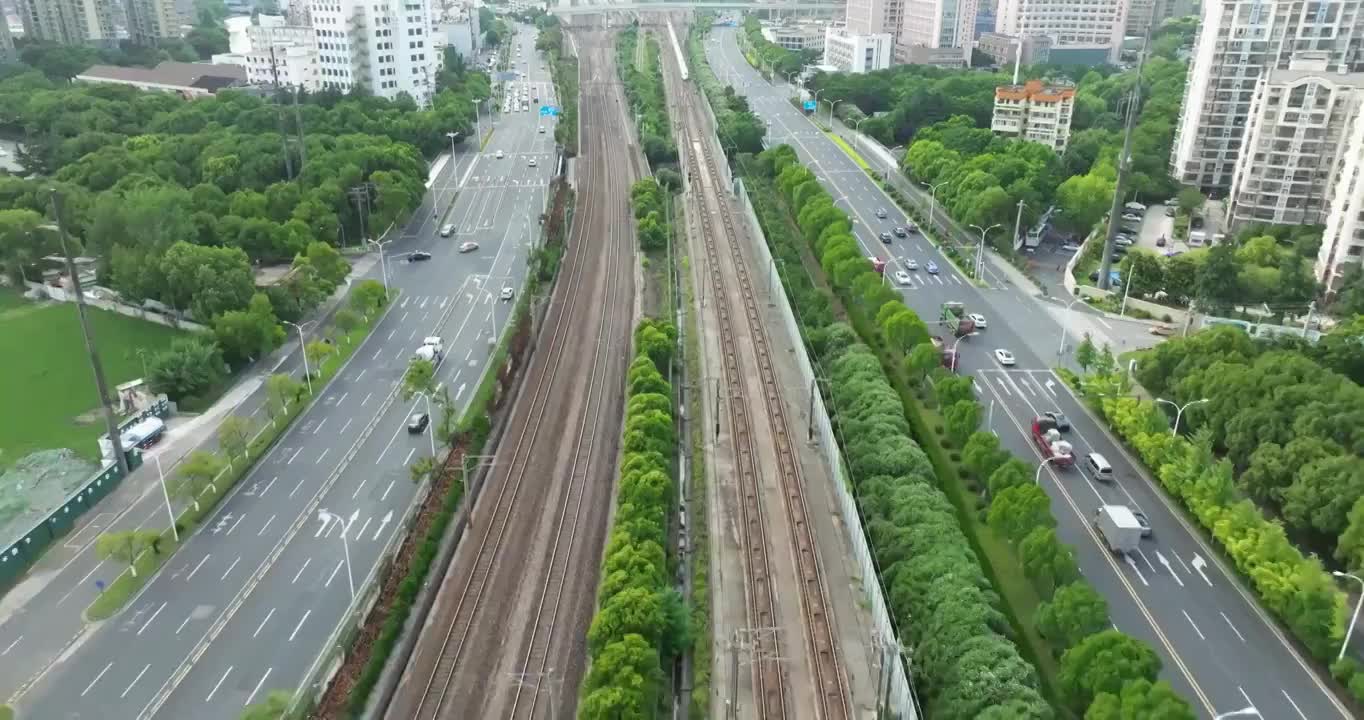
[846,0,906,39]
[899,0,979,50]
[1169,0,1364,195]
[992,80,1077,152]
[1227,53,1364,227]
[309,0,439,106]
[245,20,322,91]
[124,0,179,45]
[16,0,117,44]
[1317,111,1364,292]
[995,0,1129,63]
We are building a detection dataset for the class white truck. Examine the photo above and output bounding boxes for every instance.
[1093,505,1143,554]
[413,336,444,365]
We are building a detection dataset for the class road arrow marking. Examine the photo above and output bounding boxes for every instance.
[1123,553,1149,586]
[1044,378,1057,396]
[373,510,393,541]
[1191,554,1213,586]
[314,510,330,537]
[343,509,359,539]
[1156,551,1184,587]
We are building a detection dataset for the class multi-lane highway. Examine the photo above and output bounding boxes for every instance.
[5,25,558,720]
[705,24,1349,720]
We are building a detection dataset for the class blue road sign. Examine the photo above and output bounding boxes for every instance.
[539,105,560,117]
[802,100,817,111]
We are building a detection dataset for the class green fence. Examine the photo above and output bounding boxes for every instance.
[0,400,168,590]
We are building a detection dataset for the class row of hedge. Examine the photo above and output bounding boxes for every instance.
[1078,368,1362,706]
[579,319,688,718]
[747,144,1198,718]
[616,27,678,168]
[686,22,766,155]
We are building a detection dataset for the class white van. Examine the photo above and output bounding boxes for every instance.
[1189,230,1207,246]
[1085,453,1115,483]
[1124,201,1147,212]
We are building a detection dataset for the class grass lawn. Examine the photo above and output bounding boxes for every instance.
[826,131,873,171]
[0,302,185,468]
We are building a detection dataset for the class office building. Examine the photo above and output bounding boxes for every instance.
[995,0,1128,64]
[1227,54,1364,228]
[823,26,894,72]
[898,43,970,66]
[899,0,978,51]
[0,14,13,58]
[992,79,1076,152]
[16,0,116,44]
[760,21,828,53]
[1126,0,1195,37]
[977,31,1052,66]
[1170,0,1364,195]
[846,0,904,40]
[308,0,440,106]
[124,0,180,45]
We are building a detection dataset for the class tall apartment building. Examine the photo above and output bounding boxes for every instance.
[1125,0,1195,36]
[1317,114,1364,292]
[0,17,13,59]
[846,0,904,39]
[897,0,977,63]
[991,79,1077,152]
[308,0,439,106]
[16,0,116,44]
[1227,54,1364,227]
[1169,0,1364,195]
[124,0,180,45]
[995,0,1129,64]
[244,20,322,90]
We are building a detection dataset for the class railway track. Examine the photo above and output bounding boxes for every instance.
[664,21,852,720]
[397,27,632,720]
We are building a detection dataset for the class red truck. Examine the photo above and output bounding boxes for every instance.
[869,256,887,274]
[1031,416,1075,467]
[931,336,958,372]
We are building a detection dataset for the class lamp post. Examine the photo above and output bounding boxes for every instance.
[317,509,355,599]
[411,391,438,459]
[968,223,1001,279]
[1333,571,1364,662]
[1056,297,1083,356]
[923,180,950,234]
[152,454,179,543]
[827,98,842,128]
[1154,397,1209,436]
[949,332,976,373]
[283,321,313,396]
[852,117,869,155]
[365,237,395,294]
[1035,455,1064,485]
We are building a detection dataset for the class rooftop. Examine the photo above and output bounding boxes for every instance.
[76,61,247,93]
[996,79,1075,102]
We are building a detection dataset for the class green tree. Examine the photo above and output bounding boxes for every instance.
[148,336,226,400]
[303,241,351,287]
[333,308,362,338]
[161,241,256,320]
[1085,679,1196,720]
[1196,242,1242,310]
[988,458,1032,495]
[1036,581,1110,650]
[1019,526,1079,598]
[962,431,1008,480]
[214,293,284,367]
[402,357,438,400]
[933,375,975,408]
[1175,187,1203,214]
[1056,172,1115,234]
[943,399,981,445]
[1059,630,1161,711]
[303,340,335,378]
[1075,333,1097,374]
[175,450,225,504]
[587,585,666,655]
[217,415,253,461]
[906,342,941,383]
[95,529,164,575]
[241,689,293,720]
[265,372,304,417]
[350,279,389,317]
[988,484,1056,544]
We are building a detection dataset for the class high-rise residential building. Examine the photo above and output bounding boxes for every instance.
[823,26,895,72]
[899,0,978,50]
[1227,54,1364,227]
[308,0,440,106]
[16,0,116,44]
[1317,113,1364,292]
[846,0,905,39]
[991,79,1077,152]
[977,31,1053,66]
[1125,0,1194,36]
[0,13,14,58]
[1170,0,1364,195]
[995,0,1129,64]
[244,20,321,90]
[124,0,180,45]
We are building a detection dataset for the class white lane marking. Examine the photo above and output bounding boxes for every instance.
[404,447,416,465]
[355,516,372,540]
[226,514,246,536]
[205,666,233,702]
[288,448,303,464]
[186,554,211,582]
[137,601,167,636]
[399,311,409,324]
[373,348,383,360]
[325,560,343,588]
[290,475,307,498]
[1282,690,1308,720]
[338,418,353,436]
[455,382,467,401]
[121,663,151,698]
[387,329,396,342]
[994,377,1013,397]
[312,418,328,435]
[1096,316,1113,329]
[1134,548,1158,574]
[1180,610,1206,640]
[361,392,372,406]
[291,558,312,584]
[289,610,311,642]
[221,556,241,581]
[1,635,21,656]
[244,667,273,708]
[316,448,331,465]
[1173,550,1192,574]
[81,662,113,696]
[257,514,276,536]
[408,328,418,342]
[1221,612,1246,643]
[259,476,277,498]
[381,479,396,502]
[355,369,366,381]
[253,608,275,638]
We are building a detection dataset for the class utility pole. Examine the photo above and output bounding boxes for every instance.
[268,45,294,181]
[1012,199,1026,251]
[292,88,307,170]
[1097,12,1154,291]
[52,189,129,476]
[349,185,371,240]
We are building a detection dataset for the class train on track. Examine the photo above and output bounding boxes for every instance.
[666,20,689,81]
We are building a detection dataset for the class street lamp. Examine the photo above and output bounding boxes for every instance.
[317,509,355,599]
[922,180,950,234]
[968,223,1001,279]
[949,332,976,373]
[1035,455,1064,485]
[282,320,314,396]
[152,454,179,543]
[1333,571,1364,661]
[1154,397,1209,436]
[365,237,395,295]
[827,98,842,128]
[1056,297,1084,357]
[852,117,869,155]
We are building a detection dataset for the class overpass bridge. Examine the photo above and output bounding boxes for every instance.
[548,0,841,17]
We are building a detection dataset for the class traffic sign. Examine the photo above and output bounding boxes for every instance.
[538,105,560,117]
[802,100,817,111]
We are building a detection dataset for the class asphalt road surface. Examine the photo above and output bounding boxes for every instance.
[8,26,557,720]
[707,26,1349,720]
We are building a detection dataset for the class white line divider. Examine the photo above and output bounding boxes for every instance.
[137,287,457,719]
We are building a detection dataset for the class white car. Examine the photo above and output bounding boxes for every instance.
[439,223,455,237]
[528,157,537,167]
[894,270,912,286]
[495,149,504,159]
[968,313,987,329]
[904,259,919,271]
[538,125,545,133]
[459,241,479,253]
[500,286,515,301]
[994,349,1016,366]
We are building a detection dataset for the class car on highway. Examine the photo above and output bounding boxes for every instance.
[879,231,893,243]
[994,348,1016,366]
[407,412,430,434]
[500,286,515,301]
[894,226,908,238]
[528,157,537,167]
[905,259,919,270]
[1044,410,1070,431]
[925,260,939,274]
[894,270,912,286]
[538,125,545,133]
[439,223,455,237]
[968,313,987,328]
[874,208,888,219]
[407,250,432,262]
[495,149,505,159]
[459,241,480,253]
[1132,509,1154,537]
